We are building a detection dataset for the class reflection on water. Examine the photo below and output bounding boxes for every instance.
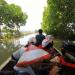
[19,34,36,45]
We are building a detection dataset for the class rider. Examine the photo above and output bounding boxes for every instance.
[35,29,45,46]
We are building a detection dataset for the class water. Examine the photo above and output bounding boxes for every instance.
[13,34,36,46]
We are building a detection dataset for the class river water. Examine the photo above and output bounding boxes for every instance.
[14,34,36,46]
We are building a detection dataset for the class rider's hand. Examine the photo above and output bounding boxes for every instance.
[50,56,60,63]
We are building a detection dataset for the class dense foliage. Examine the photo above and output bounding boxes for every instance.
[42,0,75,39]
[0,0,28,39]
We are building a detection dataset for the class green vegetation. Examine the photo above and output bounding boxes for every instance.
[54,39,63,50]
[42,0,75,39]
[0,0,28,41]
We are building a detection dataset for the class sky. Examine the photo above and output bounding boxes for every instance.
[5,0,47,31]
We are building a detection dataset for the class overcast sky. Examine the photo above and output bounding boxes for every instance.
[5,0,47,31]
